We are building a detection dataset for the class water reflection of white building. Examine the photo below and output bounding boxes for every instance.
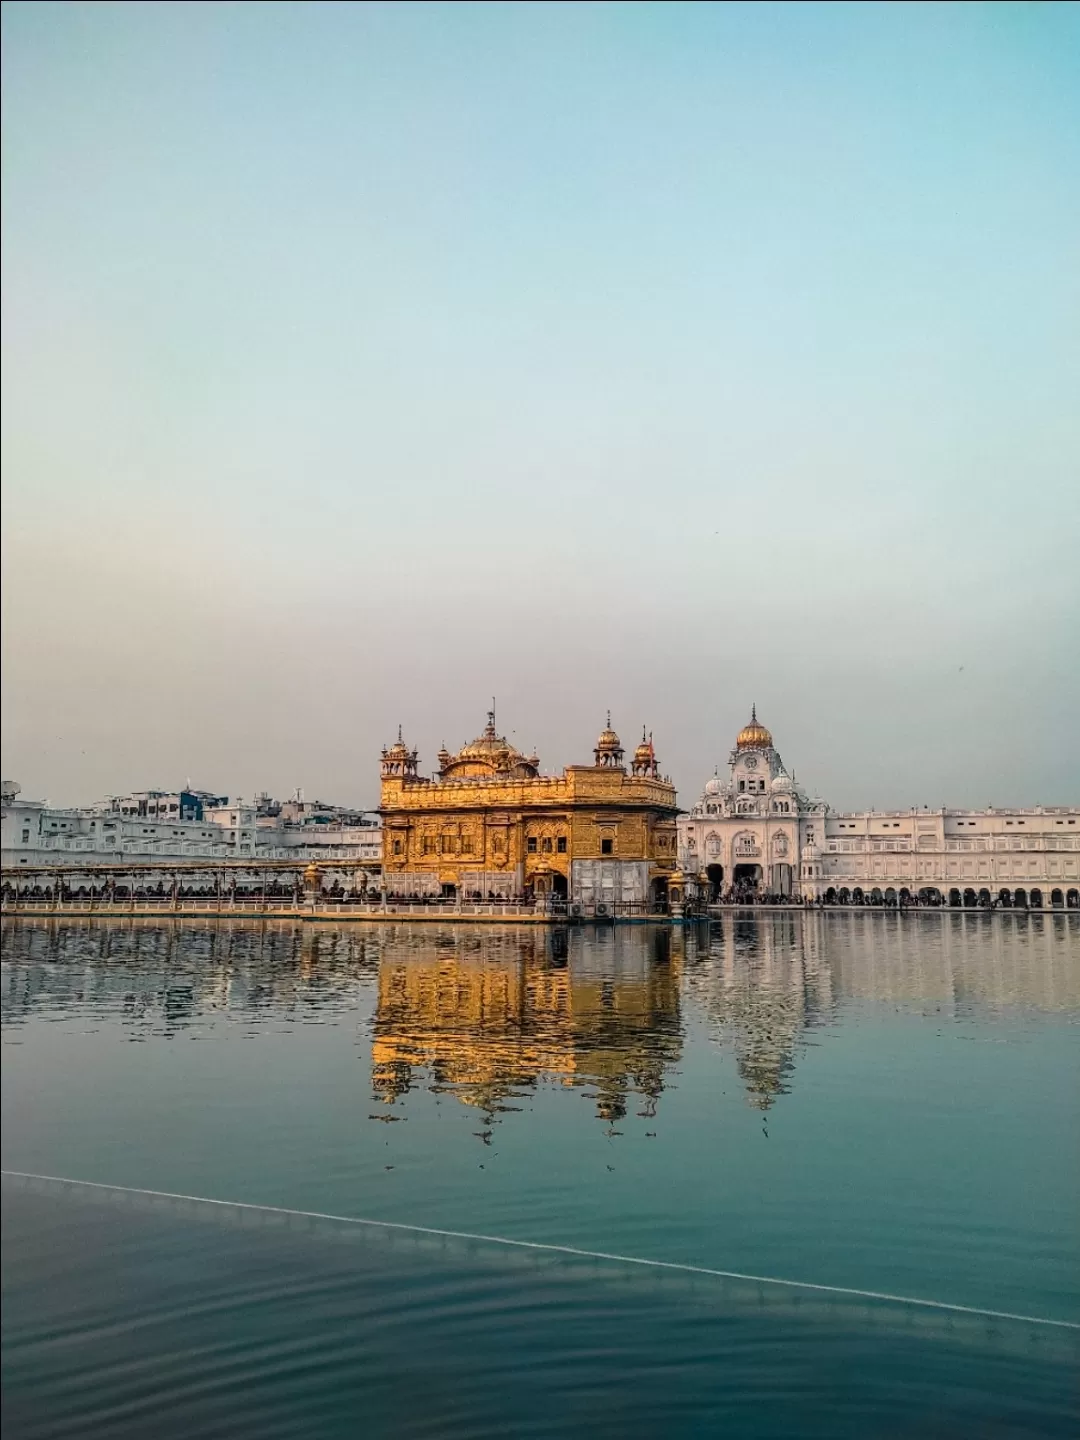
[678,711,1080,909]
[682,908,1079,1108]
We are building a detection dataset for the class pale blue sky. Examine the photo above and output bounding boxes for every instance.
[2,1,1078,809]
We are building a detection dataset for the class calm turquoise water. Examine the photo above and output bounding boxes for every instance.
[2,912,1078,1437]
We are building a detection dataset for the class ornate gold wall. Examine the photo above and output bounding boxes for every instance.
[378,714,679,901]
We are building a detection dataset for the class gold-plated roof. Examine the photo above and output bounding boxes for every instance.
[596,711,622,752]
[383,724,411,760]
[440,709,539,778]
[633,728,654,765]
[736,704,773,750]
[458,715,521,762]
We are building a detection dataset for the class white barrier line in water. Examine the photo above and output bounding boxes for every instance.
[3,1169,1077,1333]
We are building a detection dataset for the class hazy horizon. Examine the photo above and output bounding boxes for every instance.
[3,2,1078,813]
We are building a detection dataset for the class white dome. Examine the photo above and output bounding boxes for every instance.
[771,770,793,792]
[704,774,722,796]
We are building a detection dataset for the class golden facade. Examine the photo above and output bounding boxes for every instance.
[379,711,679,908]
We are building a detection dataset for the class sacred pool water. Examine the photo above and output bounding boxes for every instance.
[2,912,1077,1438]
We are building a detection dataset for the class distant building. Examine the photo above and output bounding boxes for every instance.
[0,779,381,868]
[678,710,1080,907]
[255,789,371,827]
[90,788,228,821]
[378,710,679,907]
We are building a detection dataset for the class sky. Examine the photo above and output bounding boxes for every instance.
[2,0,1078,812]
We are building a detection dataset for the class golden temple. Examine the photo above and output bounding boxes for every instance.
[379,710,680,910]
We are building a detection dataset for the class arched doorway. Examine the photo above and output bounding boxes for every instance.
[948,888,962,907]
[1014,888,1028,908]
[852,886,865,905]
[885,888,897,906]
[899,887,912,905]
[1030,888,1044,908]
[1067,889,1080,909]
[1051,888,1064,907]
[978,888,991,908]
[771,863,794,898]
[732,864,762,901]
[706,864,724,902]
[918,887,942,906]
[998,888,1012,907]
[651,877,670,912]
[551,872,568,901]
[440,882,457,900]
[824,887,837,905]
[870,887,884,905]
[838,887,851,905]
[963,888,978,908]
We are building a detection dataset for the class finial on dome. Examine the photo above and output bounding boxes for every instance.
[595,714,624,767]
[397,724,403,743]
[631,727,657,777]
[736,706,773,751]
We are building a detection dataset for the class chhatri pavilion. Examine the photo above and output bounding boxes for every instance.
[379,709,679,909]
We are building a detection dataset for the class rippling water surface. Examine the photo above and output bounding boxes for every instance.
[2,912,1078,1437]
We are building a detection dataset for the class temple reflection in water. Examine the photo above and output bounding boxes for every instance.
[370,926,683,1121]
[2,913,1077,1122]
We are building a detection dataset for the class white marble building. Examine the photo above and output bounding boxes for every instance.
[678,711,1080,908]
[0,780,382,870]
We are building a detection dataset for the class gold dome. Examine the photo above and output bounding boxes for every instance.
[441,709,539,778]
[736,705,773,750]
[383,725,411,761]
[458,713,521,763]
[631,727,658,776]
[596,711,622,753]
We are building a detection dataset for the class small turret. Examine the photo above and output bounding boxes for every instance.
[380,726,419,779]
[594,712,624,768]
[631,728,659,778]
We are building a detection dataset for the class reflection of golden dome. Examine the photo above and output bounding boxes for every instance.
[736,705,773,750]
